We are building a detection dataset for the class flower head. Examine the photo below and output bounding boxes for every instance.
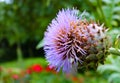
[44,8,109,74]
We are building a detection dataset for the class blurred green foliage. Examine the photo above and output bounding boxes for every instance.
[0,0,120,60]
[98,55,120,83]
[97,34,120,83]
[0,0,87,61]
[0,58,47,68]
[0,0,120,82]
[1,58,107,83]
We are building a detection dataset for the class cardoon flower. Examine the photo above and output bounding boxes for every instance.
[44,8,109,74]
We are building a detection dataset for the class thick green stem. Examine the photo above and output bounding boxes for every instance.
[97,0,107,25]
[16,43,24,68]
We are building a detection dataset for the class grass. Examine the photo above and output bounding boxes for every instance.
[0,57,108,83]
[0,57,48,68]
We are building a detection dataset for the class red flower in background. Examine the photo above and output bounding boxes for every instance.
[45,65,54,72]
[31,64,43,73]
[12,74,19,80]
[72,76,84,83]
[26,64,57,74]
[72,76,79,82]
[26,67,32,74]
[45,65,57,74]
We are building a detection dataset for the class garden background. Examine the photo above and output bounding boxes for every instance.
[0,0,120,83]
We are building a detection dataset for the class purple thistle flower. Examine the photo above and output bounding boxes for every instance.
[44,8,109,74]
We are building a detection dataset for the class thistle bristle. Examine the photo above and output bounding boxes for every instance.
[44,8,109,74]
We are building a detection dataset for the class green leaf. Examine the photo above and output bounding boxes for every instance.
[113,6,120,13]
[108,73,120,83]
[109,47,120,56]
[114,0,120,4]
[98,64,120,73]
[102,0,112,4]
[112,15,120,21]
[111,20,118,26]
[36,39,44,49]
